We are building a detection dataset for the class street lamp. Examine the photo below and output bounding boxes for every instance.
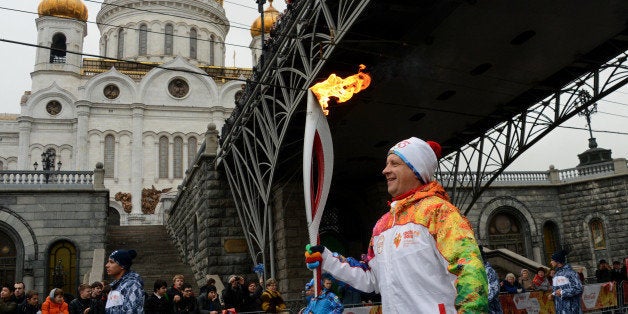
[41,148,56,171]
[40,148,57,183]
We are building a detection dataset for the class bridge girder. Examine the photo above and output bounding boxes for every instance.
[216,0,628,276]
[218,0,372,279]
[440,54,628,214]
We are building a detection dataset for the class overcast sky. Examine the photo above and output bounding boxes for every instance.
[0,0,626,171]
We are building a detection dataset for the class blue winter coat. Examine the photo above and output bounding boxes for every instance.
[106,270,145,314]
[485,262,503,314]
[552,264,583,314]
[303,289,343,314]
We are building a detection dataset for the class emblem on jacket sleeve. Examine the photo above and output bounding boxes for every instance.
[376,235,385,254]
[393,233,401,248]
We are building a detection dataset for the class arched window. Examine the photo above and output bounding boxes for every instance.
[117,28,124,59]
[488,211,525,256]
[189,28,197,59]
[209,35,215,65]
[138,24,148,55]
[589,219,606,250]
[187,137,197,168]
[104,135,115,178]
[165,24,174,55]
[173,136,183,178]
[0,229,17,285]
[159,136,169,178]
[47,241,77,294]
[542,221,560,264]
[0,161,4,170]
[50,33,67,63]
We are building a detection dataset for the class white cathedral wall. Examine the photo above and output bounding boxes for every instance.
[98,14,227,66]
[31,73,82,96]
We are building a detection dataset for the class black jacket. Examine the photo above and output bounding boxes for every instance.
[241,286,262,312]
[68,297,91,314]
[221,285,244,311]
[144,293,172,314]
[174,296,197,314]
[16,301,38,314]
[197,294,222,314]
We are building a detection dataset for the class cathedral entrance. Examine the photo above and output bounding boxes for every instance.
[0,230,17,284]
[488,211,526,256]
[47,241,77,295]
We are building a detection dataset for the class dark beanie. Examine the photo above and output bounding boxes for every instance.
[110,249,137,269]
[207,285,217,293]
[551,249,567,264]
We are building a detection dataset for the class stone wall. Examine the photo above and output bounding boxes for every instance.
[466,185,562,262]
[271,182,310,300]
[166,125,251,288]
[557,176,628,271]
[0,187,108,294]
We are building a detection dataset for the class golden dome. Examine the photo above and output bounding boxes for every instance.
[250,0,280,37]
[38,0,88,22]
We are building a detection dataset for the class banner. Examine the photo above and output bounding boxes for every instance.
[499,291,554,314]
[581,282,617,310]
[498,282,618,313]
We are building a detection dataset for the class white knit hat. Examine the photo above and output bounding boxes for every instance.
[388,137,442,184]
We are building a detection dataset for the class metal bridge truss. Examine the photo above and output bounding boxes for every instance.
[217,0,628,277]
[217,0,371,279]
[439,53,628,215]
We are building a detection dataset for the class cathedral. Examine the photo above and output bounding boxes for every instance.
[0,0,279,225]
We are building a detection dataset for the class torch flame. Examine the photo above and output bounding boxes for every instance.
[310,64,371,115]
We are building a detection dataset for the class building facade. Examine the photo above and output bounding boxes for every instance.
[0,0,261,225]
[0,165,108,295]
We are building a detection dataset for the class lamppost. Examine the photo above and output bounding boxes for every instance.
[38,148,61,183]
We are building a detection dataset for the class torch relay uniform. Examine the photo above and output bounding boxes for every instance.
[105,249,145,314]
[302,287,343,314]
[314,137,488,313]
[105,270,145,314]
[320,182,487,312]
[552,264,583,314]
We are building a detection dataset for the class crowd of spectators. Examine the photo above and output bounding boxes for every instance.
[1,257,625,314]
[496,259,627,296]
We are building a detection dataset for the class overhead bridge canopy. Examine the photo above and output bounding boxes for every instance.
[316,0,628,182]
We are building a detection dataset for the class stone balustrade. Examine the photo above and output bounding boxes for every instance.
[0,163,105,189]
[438,158,627,186]
[0,170,93,185]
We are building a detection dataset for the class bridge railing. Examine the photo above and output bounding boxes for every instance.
[556,161,614,180]
[437,159,624,186]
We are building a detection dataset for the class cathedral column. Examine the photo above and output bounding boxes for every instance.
[168,139,174,180]
[114,138,120,181]
[131,104,145,215]
[75,101,91,170]
[17,117,33,170]
[182,141,188,174]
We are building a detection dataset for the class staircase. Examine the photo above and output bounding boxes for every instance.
[106,225,198,292]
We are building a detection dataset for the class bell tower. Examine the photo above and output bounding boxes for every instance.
[33,0,88,87]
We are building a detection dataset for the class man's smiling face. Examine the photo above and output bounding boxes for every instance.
[382,153,421,197]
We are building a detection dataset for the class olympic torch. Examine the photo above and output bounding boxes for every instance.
[304,65,371,295]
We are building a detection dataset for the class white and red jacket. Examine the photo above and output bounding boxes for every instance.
[320,182,488,313]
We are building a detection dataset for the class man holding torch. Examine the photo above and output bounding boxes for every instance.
[305,137,488,313]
